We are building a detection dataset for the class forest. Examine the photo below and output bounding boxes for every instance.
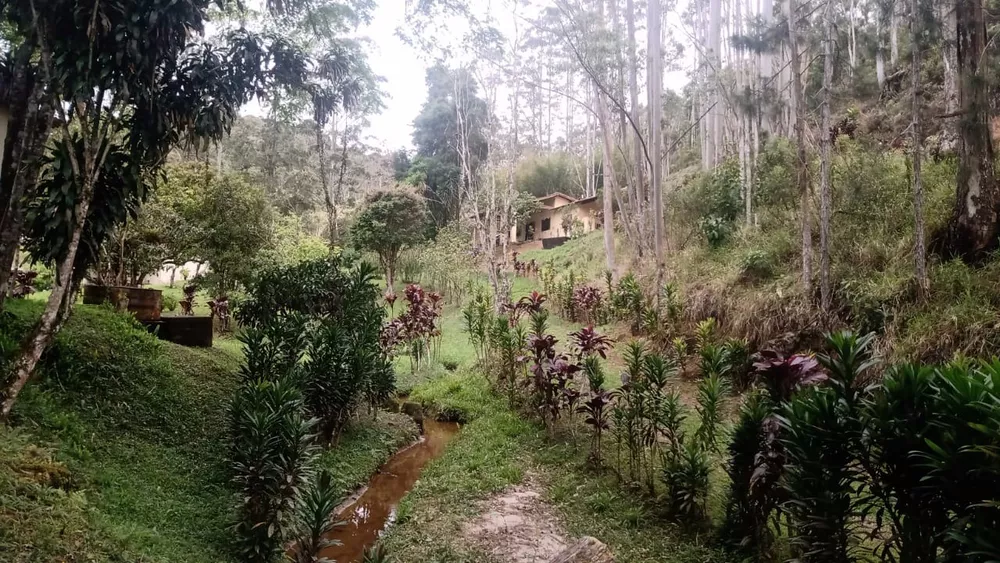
[0,0,998,562]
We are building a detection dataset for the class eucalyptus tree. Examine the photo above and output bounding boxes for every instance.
[788,0,811,297]
[819,0,835,311]
[0,0,316,417]
[943,0,999,261]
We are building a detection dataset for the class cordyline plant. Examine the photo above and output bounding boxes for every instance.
[719,347,829,559]
[577,357,611,465]
[572,285,603,326]
[569,326,613,361]
[381,284,442,373]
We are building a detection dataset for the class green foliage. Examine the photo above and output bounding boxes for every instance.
[779,385,857,563]
[720,390,776,557]
[695,318,717,352]
[352,191,429,286]
[516,152,584,198]
[291,472,342,563]
[163,293,179,312]
[694,371,728,453]
[662,441,711,524]
[754,137,798,212]
[229,375,317,563]
[687,158,741,247]
[230,257,392,561]
[408,64,490,223]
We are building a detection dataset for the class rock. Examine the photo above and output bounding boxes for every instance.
[400,401,424,432]
[549,537,614,563]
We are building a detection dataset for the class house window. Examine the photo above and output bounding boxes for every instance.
[541,217,551,232]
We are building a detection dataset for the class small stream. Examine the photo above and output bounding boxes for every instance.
[319,418,460,562]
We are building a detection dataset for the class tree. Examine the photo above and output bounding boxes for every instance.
[410,64,490,224]
[788,0,811,297]
[352,191,428,288]
[912,0,929,296]
[0,0,314,418]
[648,0,665,286]
[942,0,999,261]
[819,0,834,312]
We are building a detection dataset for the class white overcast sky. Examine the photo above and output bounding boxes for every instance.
[280,0,693,151]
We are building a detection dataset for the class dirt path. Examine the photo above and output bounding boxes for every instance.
[462,475,570,563]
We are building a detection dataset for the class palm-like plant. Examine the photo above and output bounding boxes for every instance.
[720,389,778,557]
[779,386,857,563]
[230,377,318,563]
[663,440,711,524]
[291,471,343,563]
[694,370,729,452]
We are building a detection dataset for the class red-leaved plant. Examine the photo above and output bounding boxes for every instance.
[752,350,828,403]
[381,284,443,372]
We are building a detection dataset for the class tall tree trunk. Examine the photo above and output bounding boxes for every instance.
[761,0,775,133]
[2,171,96,419]
[708,0,722,169]
[848,0,857,76]
[648,0,665,283]
[0,43,54,312]
[819,0,834,312]
[597,89,617,275]
[788,0,811,296]
[912,0,928,297]
[890,1,899,66]
[945,0,999,260]
[334,122,351,240]
[876,14,886,88]
[317,122,336,249]
[941,3,959,116]
[626,0,646,229]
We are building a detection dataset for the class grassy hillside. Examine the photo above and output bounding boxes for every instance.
[519,146,1000,363]
[0,300,415,562]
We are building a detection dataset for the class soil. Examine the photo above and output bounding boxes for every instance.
[463,475,570,563]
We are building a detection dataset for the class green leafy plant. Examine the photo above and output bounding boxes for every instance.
[291,472,342,563]
[720,389,778,557]
[662,440,711,524]
[694,370,728,452]
[694,317,717,352]
[779,385,857,563]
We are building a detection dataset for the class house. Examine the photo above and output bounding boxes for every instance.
[509,192,603,249]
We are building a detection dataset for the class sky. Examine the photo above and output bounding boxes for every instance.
[335,0,693,151]
[356,1,428,151]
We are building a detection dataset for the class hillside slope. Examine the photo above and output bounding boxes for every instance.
[0,301,417,562]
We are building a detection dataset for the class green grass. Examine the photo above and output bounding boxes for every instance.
[382,369,736,563]
[0,299,419,562]
[381,289,734,563]
[319,412,419,497]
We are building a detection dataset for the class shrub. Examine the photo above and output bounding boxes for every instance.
[229,376,317,563]
[230,257,394,560]
[694,370,728,452]
[162,294,178,312]
[662,440,711,525]
[720,390,777,556]
[780,385,857,563]
[738,249,775,282]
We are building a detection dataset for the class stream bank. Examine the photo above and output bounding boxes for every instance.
[379,371,736,563]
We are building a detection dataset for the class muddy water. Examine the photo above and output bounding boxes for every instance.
[319,418,459,562]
